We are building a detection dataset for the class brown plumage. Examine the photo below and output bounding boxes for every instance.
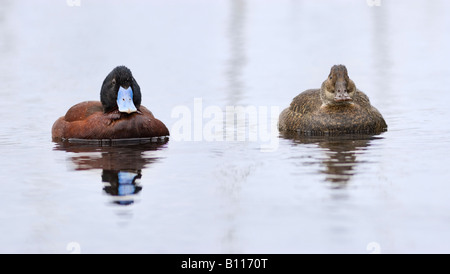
[52,102,169,140]
[278,65,387,135]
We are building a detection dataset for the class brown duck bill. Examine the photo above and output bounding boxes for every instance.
[334,81,352,102]
[334,95,352,102]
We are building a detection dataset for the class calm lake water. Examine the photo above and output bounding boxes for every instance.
[1,0,450,253]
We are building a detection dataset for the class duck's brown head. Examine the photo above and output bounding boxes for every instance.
[320,65,357,106]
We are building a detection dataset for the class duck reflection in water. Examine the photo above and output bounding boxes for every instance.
[54,138,168,205]
[101,170,142,206]
[280,132,381,187]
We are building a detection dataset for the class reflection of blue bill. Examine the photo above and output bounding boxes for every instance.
[117,86,137,114]
[117,171,138,196]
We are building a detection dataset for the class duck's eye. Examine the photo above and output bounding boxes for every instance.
[112,79,116,85]
[329,76,332,80]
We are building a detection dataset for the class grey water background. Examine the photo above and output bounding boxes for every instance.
[1,0,450,253]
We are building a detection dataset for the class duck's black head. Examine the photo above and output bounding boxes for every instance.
[100,66,142,114]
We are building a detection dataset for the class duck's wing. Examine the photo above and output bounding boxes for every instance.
[289,89,322,115]
[137,105,155,118]
[64,101,103,122]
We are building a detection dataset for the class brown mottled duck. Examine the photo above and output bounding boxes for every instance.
[278,65,387,135]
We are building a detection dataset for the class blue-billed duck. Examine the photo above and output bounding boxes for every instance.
[52,66,169,141]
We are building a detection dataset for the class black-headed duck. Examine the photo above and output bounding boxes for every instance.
[278,65,387,135]
[52,66,169,141]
